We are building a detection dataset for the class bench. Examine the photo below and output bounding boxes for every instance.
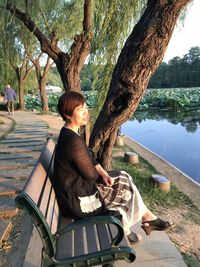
[15,138,136,267]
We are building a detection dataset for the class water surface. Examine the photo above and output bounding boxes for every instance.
[122,110,200,185]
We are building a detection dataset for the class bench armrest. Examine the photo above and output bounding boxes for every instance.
[55,215,124,246]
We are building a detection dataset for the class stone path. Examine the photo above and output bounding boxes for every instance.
[0,111,48,248]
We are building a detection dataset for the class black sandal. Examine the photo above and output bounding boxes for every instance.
[141,218,174,235]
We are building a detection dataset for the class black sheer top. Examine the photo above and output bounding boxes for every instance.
[53,127,105,217]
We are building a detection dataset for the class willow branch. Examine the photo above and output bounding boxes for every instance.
[6,3,64,62]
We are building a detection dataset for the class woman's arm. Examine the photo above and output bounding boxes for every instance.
[95,164,114,187]
[66,133,99,182]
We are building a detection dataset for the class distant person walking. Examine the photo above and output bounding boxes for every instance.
[4,84,16,115]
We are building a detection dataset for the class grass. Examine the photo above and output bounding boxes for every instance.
[113,154,199,213]
[182,253,200,267]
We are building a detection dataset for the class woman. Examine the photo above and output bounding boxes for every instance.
[53,92,173,242]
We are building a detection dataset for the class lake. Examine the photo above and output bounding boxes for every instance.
[122,110,200,185]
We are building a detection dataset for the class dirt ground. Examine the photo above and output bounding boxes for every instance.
[155,206,200,263]
[37,113,200,264]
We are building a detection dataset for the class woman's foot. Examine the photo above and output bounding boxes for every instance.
[141,218,174,235]
[127,232,142,243]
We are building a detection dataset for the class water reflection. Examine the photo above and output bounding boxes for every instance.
[122,110,200,185]
[132,110,200,133]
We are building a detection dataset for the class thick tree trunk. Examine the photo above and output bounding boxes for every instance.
[6,0,92,92]
[14,57,33,110]
[40,57,51,112]
[33,57,50,112]
[15,67,24,110]
[89,0,191,170]
[55,34,90,92]
[18,79,25,111]
[40,82,49,112]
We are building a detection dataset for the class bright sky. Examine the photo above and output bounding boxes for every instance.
[163,0,200,63]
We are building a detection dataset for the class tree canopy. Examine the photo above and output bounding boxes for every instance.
[149,46,200,88]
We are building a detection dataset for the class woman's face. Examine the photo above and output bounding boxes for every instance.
[69,102,89,127]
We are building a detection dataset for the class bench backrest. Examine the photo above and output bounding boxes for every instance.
[15,138,59,257]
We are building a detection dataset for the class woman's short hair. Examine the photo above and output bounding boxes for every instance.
[58,91,85,122]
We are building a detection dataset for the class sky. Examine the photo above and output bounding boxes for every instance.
[163,0,200,63]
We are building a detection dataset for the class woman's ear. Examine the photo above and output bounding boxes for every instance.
[64,114,71,123]
[64,114,70,119]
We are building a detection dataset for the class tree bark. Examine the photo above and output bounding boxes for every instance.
[40,56,52,112]
[18,77,25,110]
[15,67,25,110]
[6,0,93,92]
[89,0,191,170]
[13,56,33,110]
[28,52,51,112]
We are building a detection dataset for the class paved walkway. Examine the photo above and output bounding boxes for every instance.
[0,111,187,267]
[0,111,49,251]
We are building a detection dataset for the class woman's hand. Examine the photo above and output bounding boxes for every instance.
[102,175,114,187]
[95,164,114,187]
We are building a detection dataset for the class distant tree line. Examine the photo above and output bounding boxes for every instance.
[80,46,200,92]
[148,46,200,88]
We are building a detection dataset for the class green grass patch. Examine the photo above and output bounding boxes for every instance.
[181,252,200,267]
[113,155,199,215]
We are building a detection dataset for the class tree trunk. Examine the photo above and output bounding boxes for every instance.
[89,0,191,170]
[33,56,50,112]
[40,82,49,112]
[15,67,24,110]
[40,57,50,112]
[55,34,91,92]
[18,79,25,111]
[14,57,33,110]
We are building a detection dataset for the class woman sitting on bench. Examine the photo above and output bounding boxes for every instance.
[53,92,173,243]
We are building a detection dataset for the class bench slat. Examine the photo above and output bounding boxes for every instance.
[45,190,59,234]
[96,223,111,250]
[39,139,55,173]
[49,198,60,234]
[23,163,46,205]
[74,226,87,256]
[86,224,99,253]
[56,217,74,260]
[56,230,73,260]
[39,179,52,217]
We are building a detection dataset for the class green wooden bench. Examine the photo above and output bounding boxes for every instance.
[15,138,136,267]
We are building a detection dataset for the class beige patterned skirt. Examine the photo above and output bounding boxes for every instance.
[96,170,148,235]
